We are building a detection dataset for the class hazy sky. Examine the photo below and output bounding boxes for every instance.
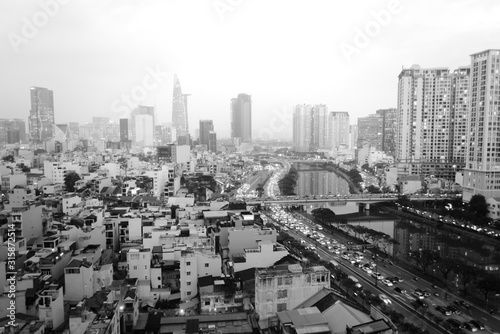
[2,0,500,139]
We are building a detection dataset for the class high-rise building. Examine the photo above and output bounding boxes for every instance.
[68,122,79,140]
[172,75,189,138]
[463,50,500,201]
[329,112,350,151]
[208,131,217,152]
[375,108,397,156]
[199,120,214,147]
[396,65,469,180]
[135,115,154,146]
[29,86,54,143]
[120,118,129,142]
[230,93,252,143]
[349,124,358,150]
[357,114,383,151]
[292,104,330,152]
[0,119,26,144]
[130,105,155,142]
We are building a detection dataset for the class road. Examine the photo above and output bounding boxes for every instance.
[269,208,500,333]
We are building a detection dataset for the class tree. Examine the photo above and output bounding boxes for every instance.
[456,264,477,296]
[64,171,81,192]
[2,155,14,163]
[366,185,381,193]
[311,208,336,224]
[468,194,488,218]
[410,250,440,274]
[437,258,460,287]
[476,274,500,304]
[256,183,265,197]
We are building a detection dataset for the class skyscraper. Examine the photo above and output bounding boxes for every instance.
[463,50,500,201]
[208,131,217,152]
[199,120,214,147]
[329,112,350,151]
[29,86,54,143]
[172,75,189,138]
[135,114,154,146]
[375,108,397,156]
[293,104,330,152]
[120,118,129,142]
[130,105,155,142]
[357,114,383,151]
[396,65,468,180]
[230,93,252,142]
[0,119,26,144]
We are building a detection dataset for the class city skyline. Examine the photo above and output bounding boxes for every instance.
[2,1,499,139]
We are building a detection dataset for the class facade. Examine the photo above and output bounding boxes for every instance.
[357,114,383,152]
[396,65,469,181]
[199,120,214,147]
[230,93,252,142]
[119,118,129,142]
[293,104,330,152]
[255,264,330,325]
[376,108,397,156]
[179,249,222,301]
[135,114,154,146]
[329,111,350,152]
[208,131,217,152]
[0,119,26,144]
[11,204,43,240]
[172,75,189,138]
[463,50,500,201]
[29,86,55,143]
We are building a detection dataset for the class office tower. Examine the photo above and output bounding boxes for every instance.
[208,131,217,152]
[230,93,252,143]
[172,75,189,138]
[463,50,500,201]
[376,108,397,156]
[397,65,469,180]
[120,119,129,142]
[130,105,155,142]
[199,120,214,147]
[329,112,350,151]
[135,115,154,146]
[29,86,55,143]
[177,134,191,146]
[357,114,383,151]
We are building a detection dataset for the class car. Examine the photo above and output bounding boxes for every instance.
[362,267,372,274]
[393,276,404,282]
[415,299,428,308]
[413,276,419,281]
[468,320,485,330]
[394,287,406,294]
[412,291,425,300]
[379,294,392,305]
[447,305,462,315]
[446,318,464,329]
[436,305,452,316]
[382,279,393,286]
[455,300,470,309]
[423,290,431,297]
[463,322,478,332]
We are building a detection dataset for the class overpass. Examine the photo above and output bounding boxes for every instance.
[245,194,458,206]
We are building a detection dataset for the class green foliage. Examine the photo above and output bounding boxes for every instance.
[468,194,488,218]
[278,166,298,195]
[311,208,336,223]
[64,171,81,192]
[2,155,14,163]
[410,249,440,274]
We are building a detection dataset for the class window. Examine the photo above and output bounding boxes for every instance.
[145,265,148,269]
[187,282,191,286]
[187,271,191,276]
[205,263,209,267]
[205,300,210,306]
[277,303,287,312]
[187,292,191,296]
[277,290,288,299]
[186,261,191,266]
[66,268,80,274]
[133,266,137,270]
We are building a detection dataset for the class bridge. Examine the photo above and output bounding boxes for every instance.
[244,194,459,206]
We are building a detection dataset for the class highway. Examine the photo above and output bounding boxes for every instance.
[267,207,500,333]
